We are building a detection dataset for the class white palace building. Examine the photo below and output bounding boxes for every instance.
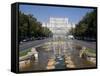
[42,17,75,39]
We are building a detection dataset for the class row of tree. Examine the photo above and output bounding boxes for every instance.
[19,11,52,42]
[70,9,97,41]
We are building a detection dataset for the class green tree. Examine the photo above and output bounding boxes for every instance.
[19,11,52,42]
[71,9,97,40]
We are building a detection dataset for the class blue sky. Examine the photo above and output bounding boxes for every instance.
[19,4,94,24]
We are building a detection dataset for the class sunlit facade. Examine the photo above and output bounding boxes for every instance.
[42,17,75,38]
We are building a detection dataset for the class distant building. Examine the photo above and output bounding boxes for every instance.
[42,17,75,38]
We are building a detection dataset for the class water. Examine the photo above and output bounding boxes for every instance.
[55,56,66,69]
[19,39,96,72]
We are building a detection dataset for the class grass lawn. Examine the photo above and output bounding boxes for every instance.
[85,48,96,57]
[19,48,31,57]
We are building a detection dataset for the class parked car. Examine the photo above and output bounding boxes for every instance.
[68,35,74,39]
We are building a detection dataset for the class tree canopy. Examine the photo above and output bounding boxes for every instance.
[71,9,97,40]
[19,11,52,42]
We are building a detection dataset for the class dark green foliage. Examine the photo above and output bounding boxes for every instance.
[71,9,97,40]
[19,11,52,42]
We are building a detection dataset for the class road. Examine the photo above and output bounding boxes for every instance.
[73,39,96,50]
[19,38,51,51]
[19,38,96,51]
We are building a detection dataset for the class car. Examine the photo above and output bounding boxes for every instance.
[68,35,74,39]
[20,41,23,44]
[23,39,27,42]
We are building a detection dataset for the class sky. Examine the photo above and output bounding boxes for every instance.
[19,4,94,24]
